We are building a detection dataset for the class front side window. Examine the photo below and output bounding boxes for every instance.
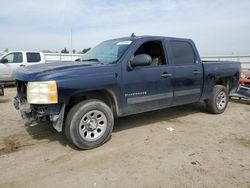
[133,40,167,66]
[27,53,41,63]
[170,41,195,65]
[81,40,132,64]
[2,52,23,63]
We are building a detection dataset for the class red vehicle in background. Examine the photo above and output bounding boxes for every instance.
[240,63,250,88]
[229,63,250,100]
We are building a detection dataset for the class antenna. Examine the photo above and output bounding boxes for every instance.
[131,33,136,37]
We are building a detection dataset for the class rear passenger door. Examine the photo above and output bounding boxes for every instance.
[167,40,203,105]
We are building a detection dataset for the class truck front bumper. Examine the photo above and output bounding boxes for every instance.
[13,97,66,132]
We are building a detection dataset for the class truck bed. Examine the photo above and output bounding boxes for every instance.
[201,61,241,100]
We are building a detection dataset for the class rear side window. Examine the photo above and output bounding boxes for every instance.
[170,41,195,65]
[27,53,41,63]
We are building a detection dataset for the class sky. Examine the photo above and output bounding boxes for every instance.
[0,0,249,55]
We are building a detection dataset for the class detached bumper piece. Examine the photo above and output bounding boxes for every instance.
[0,84,4,96]
[13,97,65,132]
[229,86,250,100]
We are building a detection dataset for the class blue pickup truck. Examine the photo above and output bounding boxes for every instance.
[13,36,240,149]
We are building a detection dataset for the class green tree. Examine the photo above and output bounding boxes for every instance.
[81,48,91,54]
[61,48,69,53]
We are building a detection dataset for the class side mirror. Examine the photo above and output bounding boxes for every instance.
[1,58,8,63]
[129,54,152,68]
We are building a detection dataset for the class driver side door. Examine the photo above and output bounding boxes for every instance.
[0,52,23,81]
[121,40,174,115]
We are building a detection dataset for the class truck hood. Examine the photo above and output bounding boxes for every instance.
[13,61,106,81]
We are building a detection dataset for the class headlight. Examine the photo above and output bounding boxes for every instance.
[27,81,58,104]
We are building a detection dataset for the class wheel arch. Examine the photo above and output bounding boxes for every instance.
[65,89,119,118]
[215,77,236,93]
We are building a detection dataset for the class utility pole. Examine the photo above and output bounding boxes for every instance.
[70,28,72,60]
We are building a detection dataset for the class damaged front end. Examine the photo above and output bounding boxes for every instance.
[13,80,65,132]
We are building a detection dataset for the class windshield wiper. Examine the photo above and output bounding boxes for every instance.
[81,58,100,62]
[81,58,105,65]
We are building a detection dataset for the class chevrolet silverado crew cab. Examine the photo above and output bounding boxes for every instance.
[0,51,46,82]
[13,36,240,149]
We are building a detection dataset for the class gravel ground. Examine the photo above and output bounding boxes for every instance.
[0,88,250,188]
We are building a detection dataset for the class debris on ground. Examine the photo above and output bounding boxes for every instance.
[166,127,175,132]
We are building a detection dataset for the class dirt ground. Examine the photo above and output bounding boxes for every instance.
[0,88,249,188]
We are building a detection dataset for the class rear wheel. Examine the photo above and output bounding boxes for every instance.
[65,99,114,149]
[206,85,228,114]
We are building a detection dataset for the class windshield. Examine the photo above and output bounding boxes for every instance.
[80,40,132,64]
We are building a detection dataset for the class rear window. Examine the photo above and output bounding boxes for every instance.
[27,53,41,63]
[170,41,195,65]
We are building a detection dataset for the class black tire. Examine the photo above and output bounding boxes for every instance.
[65,99,114,149]
[206,85,229,114]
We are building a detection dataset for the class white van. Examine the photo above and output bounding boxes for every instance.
[0,51,46,82]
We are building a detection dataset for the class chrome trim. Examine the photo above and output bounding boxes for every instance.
[174,88,201,96]
[127,92,173,104]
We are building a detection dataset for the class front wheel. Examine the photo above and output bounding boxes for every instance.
[65,99,114,149]
[206,85,229,114]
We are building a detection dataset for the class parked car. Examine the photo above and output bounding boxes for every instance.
[240,63,250,87]
[0,51,46,82]
[13,36,240,149]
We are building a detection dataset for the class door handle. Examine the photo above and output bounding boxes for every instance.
[161,72,172,78]
[19,64,25,67]
[192,70,201,75]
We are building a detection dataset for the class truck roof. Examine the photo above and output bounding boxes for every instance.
[106,35,192,42]
[7,51,43,53]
